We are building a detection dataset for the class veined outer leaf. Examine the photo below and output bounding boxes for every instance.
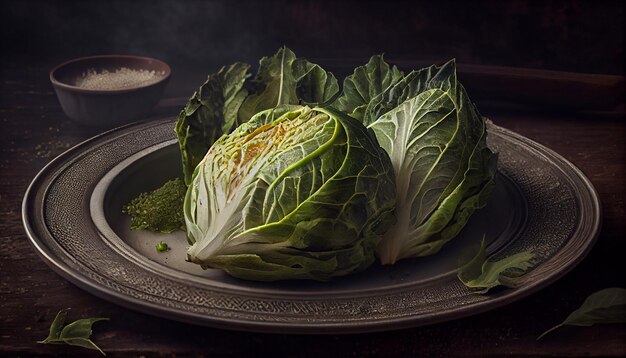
[184,105,396,281]
[237,47,339,125]
[457,237,535,293]
[292,58,339,105]
[176,47,338,185]
[362,59,497,264]
[363,59,457,125]
[538,288,626,340]
[334,55,403,123]
[236,47,297,122]
[175,62,251,185]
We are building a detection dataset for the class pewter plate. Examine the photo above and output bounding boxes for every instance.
[22,118,601,334]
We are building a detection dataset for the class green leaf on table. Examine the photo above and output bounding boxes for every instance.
[57,337,107,356]
[457,237,535,293]
[537,287,626,340]
[59,317,109,340]
[38,308,69,343]
[38,309,109,356]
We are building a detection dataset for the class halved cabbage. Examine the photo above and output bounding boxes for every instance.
[184,105,395,281]
[336,58,497,264]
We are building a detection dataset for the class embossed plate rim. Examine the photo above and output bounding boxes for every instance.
[22,117,601,334]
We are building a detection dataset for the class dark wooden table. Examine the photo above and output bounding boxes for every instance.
[1,60,625,357]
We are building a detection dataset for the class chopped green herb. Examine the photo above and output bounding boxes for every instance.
[156,242,169,252]
[38,308,108,356]
[123,178,187,233]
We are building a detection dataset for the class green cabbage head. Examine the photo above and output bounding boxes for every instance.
[335,58,497,264]
[184,105,396,281]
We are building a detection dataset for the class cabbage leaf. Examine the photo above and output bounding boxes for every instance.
[237,47,339,123]
[175,62,250,185]
[457,237,535,293]
[334,55,403,124]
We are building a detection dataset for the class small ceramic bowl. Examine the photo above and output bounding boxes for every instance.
[50,55,171,127]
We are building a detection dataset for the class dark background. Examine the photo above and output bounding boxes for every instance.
[1,1,625,357]
[2,0,624,75]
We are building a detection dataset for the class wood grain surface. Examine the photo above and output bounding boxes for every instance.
[1,60,625,357]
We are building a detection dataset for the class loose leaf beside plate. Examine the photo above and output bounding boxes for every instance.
[538,287,626,340]
[38,309,109,356]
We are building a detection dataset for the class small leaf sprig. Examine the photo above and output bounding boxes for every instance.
[38,308,109,355]
[538,287,626,340]
[457,236,535,293]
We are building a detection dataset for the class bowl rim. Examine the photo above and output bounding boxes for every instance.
[50,54,171,95]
